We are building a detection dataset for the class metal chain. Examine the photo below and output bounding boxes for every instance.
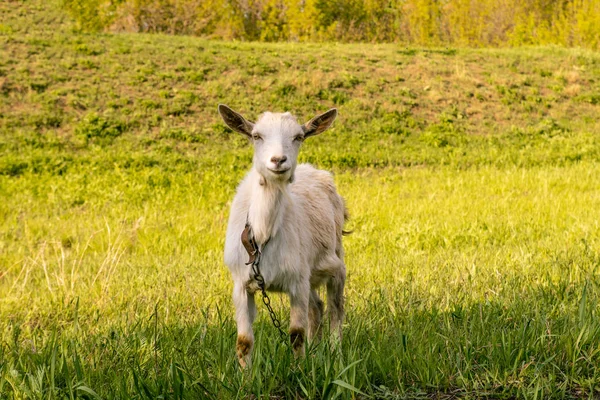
[250,251,288,342]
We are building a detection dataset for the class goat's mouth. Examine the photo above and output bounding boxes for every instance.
[268,168,290,175]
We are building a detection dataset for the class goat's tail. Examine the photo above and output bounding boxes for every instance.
[342,203,353,236]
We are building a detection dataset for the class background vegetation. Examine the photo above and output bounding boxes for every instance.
[61,0,600,47]
[2,0,600,398]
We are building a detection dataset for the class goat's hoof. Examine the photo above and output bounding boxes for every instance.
[290,327,305,357]
[327,329,343,352]
[236,334,253,368]
[238,355,251,369]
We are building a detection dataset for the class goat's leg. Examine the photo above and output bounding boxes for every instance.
[327,264,346,341]
[233,282,256,368]
[316,254,346,340]
[289,280,310,357]
[308,289,324,340]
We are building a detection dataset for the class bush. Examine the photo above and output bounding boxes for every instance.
[74,112,126,145]
[59,0,600,48]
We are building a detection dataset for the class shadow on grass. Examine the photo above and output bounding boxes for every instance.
[2,277,599,399]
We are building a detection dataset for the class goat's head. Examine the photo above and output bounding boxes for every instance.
[218,105,337,183]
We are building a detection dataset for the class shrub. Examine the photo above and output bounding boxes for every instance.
[74,112,126,145]
[59,0,600,48]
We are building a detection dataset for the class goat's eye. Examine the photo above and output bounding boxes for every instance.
[294,135,304,142]
[252,134,262,141]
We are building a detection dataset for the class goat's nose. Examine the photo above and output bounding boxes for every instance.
[271,155,287,165]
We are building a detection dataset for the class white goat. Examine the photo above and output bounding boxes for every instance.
[219,104,348,366]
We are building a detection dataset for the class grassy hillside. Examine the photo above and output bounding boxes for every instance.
[1,1,600,398]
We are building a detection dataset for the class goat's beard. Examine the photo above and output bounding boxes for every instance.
[257,164,295,186]
[259,171,294,186]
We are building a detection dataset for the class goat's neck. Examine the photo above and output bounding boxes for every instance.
[247,169,289,245]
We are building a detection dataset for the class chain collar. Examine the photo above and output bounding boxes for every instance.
[241,222,268,265]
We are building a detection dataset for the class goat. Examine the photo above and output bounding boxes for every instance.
[219,104,348,367]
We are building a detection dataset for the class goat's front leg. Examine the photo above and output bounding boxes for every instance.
[233,282,256,368]
[289,280,310,357]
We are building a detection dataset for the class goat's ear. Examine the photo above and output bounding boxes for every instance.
[302,108,338,138]
[218,104,254,138]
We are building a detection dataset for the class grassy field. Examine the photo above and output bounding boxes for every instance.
[2,1,600,398]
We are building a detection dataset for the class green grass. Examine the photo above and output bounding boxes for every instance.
[1,1,600,398]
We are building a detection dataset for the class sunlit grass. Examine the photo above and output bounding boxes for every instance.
[1,0,600,398]
[2,164,600,398]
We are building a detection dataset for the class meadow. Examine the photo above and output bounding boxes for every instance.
[1,1,600,398]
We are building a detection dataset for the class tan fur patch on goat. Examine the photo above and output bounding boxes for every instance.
[236,335,253,359]
[290,327,305,351]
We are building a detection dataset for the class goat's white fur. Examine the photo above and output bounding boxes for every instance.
[219,105,347,366]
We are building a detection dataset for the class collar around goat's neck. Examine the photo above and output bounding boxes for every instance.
[241,219,270,265]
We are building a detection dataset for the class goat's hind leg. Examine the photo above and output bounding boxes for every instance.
[308,289,324,341]
[233,282,256,368]
[326,260,346,341]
